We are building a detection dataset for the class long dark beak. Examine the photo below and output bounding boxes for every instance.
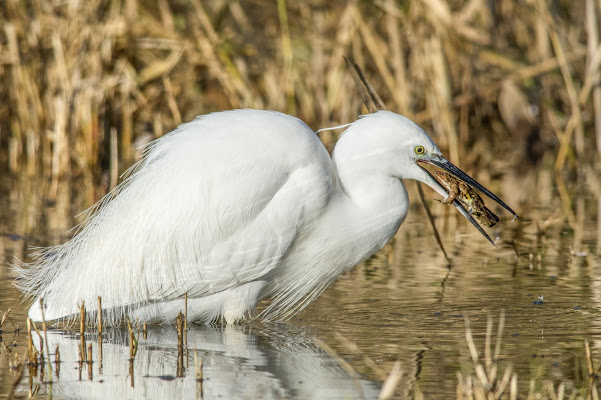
[417,154,519,245]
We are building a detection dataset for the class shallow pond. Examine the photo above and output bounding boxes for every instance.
[1,165,600,399]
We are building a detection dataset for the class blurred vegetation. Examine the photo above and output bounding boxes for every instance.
[2,2,601,397]
[0,0,599,184]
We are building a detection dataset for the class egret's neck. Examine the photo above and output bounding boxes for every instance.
[262,151,410,319]
[329,158,409,263]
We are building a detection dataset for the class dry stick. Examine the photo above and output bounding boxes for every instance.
[39,299,53,398]
[378,360,403,400]
[344,56,450,263]
[490,310,506,385]
[344,56,379,113]
[535,0,585,170]
[417,183,451,264]
[127,318,138,359]
[185,293,189,369]
[578,43,601,106]
[127,318,137,388]
[79,301,86,362]
[30,319,44,373]
[184,293,188,345]
[143,322,148,340]
[26,318,38,397]
[484,315,493,373]
[584,0,601,161]
[109,127,118,190]
[463,315,490,389]
[176,312,185,378]
[0,308,11,329]
[97,296,103,373]
[353,10,402,111]
[26,318,33,364]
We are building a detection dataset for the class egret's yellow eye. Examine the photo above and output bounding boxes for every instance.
[414,146,425,155]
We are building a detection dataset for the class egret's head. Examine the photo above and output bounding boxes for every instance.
[333,111,439,177]
[332,110,518,244]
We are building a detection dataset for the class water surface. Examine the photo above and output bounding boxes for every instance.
[1,167,600,398]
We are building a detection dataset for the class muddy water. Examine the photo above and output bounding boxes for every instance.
[1,167,600,399]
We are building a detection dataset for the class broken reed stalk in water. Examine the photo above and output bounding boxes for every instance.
[26,318,34,366]
[126,317,138,359]
[97,296,103,369]
[184,293,189,368]
[39,298,53,393]
[30,319,44,367]
[143,322,148,340]
[79,300,86,362]
[126,319,136,388]
[184,293,188,345]
[0,308,11,329]
[97,296,102,335]
[176,311,185,377]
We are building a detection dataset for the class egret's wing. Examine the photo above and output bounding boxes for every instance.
[145,156,330,303]
[18,110,333,323]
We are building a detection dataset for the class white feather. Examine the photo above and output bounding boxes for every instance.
[15,109,446,325]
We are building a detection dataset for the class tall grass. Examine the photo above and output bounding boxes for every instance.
[0,0,598,179]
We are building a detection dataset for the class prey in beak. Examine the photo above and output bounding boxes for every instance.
[416,154,519,246]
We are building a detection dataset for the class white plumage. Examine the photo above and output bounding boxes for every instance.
[16,109,513,324]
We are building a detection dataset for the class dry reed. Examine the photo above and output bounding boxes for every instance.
[0,0,598,180]
[97,296,103,371]
[175,311,184,378]
[79,301,86,362]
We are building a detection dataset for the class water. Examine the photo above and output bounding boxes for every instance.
[1,168,600,399]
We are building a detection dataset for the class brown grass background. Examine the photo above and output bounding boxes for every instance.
[0,0,599,184]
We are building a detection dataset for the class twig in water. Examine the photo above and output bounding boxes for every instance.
[185,293,188,345]
[79,300,86,362]
[378,360,403,400]
[176,312,185,377]
[97,296,103,373]
[126,318,138,359]
[0,309,11,329]
[39,298,53,398]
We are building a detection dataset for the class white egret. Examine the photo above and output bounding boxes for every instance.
[16,109,517,325]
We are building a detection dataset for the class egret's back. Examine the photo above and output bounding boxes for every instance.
[17,110,334,324]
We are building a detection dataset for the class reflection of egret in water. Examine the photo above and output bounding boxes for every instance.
[23,324,380,399]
